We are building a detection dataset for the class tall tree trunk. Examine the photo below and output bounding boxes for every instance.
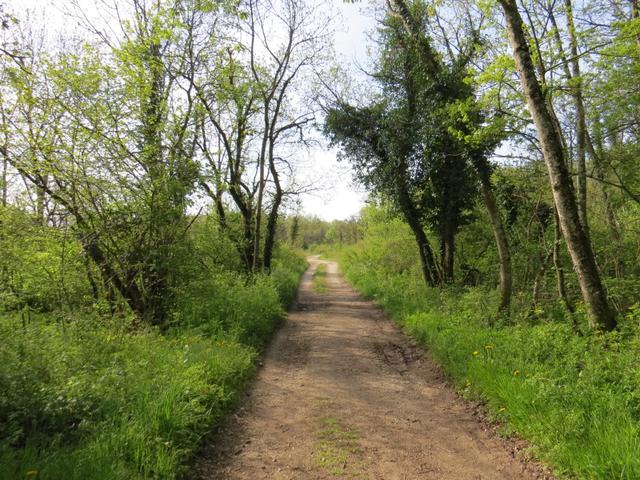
[141,40,171,326]
[263,190,282,272]
[397,179,439,287]
[202,181,228,231]
[396,24,439,288]
[549,3,621,254]
[440,218,455,283]
[214,193,227,230]
[553,208,575,313]
[498,0,616,331]
[476,161,513,313]
[225,176,256,272]
[439,165,457,284]
[253,157,265,272]
[532,248,553,305]
[242,212,255,271]
[263,142,283,272]
[563,0,589,235]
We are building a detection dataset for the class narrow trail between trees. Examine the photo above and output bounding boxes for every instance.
[192,257,548,480]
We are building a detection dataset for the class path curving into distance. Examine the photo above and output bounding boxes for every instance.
[191,257,551,480]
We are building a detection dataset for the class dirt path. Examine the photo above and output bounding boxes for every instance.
[191,257,548,480]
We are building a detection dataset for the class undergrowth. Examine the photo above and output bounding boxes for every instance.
[0,247,307,480]
[338,235,640,479]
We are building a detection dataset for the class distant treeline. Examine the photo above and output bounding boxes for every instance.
[276,215,363,250]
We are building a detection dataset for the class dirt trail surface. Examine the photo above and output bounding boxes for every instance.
[192,257,548,480]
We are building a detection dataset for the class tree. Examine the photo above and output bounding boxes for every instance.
[191,0,331,272]
[327,0,512,314]
[5,0,200,325]
[387,0,513,310]
[325,101,443,287]
[498,0,616,330]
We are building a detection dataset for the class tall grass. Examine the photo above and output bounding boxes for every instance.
[0,247,307,480]
[340,244,640,479]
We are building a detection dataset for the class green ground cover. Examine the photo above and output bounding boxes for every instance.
[0,225,306,479]
[336,207,640,479]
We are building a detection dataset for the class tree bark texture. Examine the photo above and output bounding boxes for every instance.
[263,142,284,272]
[477,161,513,312]
[499,0,616,330]
[563,0,589,235]
[397,178,439,287]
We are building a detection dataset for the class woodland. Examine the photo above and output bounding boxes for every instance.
[1,0,639,478]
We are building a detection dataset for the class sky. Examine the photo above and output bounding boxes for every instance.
[298,0,377,220]
[7,0,377,220]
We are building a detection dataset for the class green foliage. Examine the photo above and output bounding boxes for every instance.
[401,313,640,479]
[4,1,201,325]
[173,272,283,346]
[0,206,92,312]
[312,263,328,293]
[324,0,508,285]
[340,204,640,479]
[0,318,255,480]
[187,215,245,274]
[0,234,306,479]
[276,215,362,251]
[269,245,308,308]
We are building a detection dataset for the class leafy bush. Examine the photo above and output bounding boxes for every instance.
[0,206,92,312]
[174,245,306,347]
[0,318,255,480]
[174,272,284,347]
[0,241,307,479]
[270,245,308,308]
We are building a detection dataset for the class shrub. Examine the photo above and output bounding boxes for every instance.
[0,241,307,479]
[0,318,255,479]
[0,206,92,313]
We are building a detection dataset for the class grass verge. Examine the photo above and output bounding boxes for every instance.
[340,248,640,479]
[312,397,364,477]
[0,250,307,480]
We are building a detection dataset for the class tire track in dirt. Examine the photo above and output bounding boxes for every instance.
[191,257,553,480]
